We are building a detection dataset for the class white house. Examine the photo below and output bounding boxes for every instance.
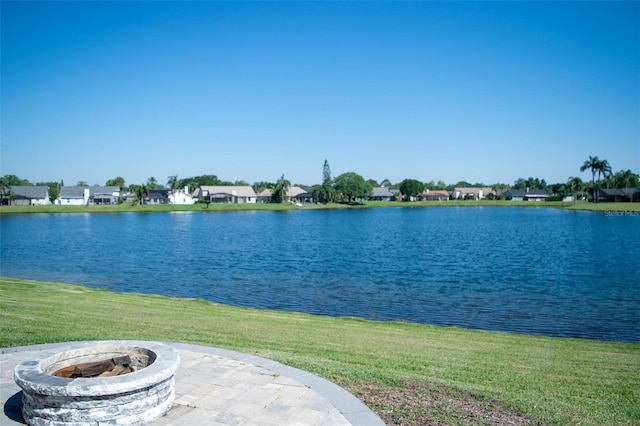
[57,186,120,205]
[195,186,257,204]
[451,187,495,200]
[57,187,90,205]
[169,186,196,205]
[91,186,120,204]
[504,189,549,202]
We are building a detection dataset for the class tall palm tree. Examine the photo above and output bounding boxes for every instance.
[598,159,612,189]
[580,156,600,203]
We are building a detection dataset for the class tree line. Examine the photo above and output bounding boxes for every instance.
[1,156,638,204]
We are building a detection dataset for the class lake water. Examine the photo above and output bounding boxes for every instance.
[1,207,638,342]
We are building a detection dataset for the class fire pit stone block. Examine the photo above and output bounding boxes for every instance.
[13,340,180,426]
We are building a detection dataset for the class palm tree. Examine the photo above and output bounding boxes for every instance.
[598,159,612,189]
[614,170,639,201]
[135,184,148,205]
[272,174,290,203]
[567,176,583,203]
[580,156,600,203]
[167,175,179,204]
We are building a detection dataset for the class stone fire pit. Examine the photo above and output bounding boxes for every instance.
[13,340,180,426]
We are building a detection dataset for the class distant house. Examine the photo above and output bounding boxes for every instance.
[418,189,450,201]
[169,187,196,205]
[451,187,495,200]
[146,189,170,205]
[255,186,314,204]
[287,186,314,204]
[57,186,90,205]
[598,188,640,203]
[91,186,120,205]
[195,186,257,204]
[504,189,549,201]
[1,186,51,206]
[370,187,396,201]
[256,188,272,203]
[56,186,120,205]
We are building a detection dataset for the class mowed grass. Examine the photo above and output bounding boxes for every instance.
[1,277,638,425]
[1,200,639,214]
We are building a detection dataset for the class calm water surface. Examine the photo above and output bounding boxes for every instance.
[1,207,638,342]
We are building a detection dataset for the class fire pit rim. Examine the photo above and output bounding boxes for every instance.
[13,340,180,397]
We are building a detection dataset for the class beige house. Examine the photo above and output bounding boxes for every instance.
[418,189,450,201]
[257,186,313,204]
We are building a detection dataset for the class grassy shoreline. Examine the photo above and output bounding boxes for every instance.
[1,277,638,425]
[1,199,639,214]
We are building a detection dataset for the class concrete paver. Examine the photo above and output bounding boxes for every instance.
[1,342,385,426]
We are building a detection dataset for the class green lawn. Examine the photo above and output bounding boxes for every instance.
[1,277,638,425]
[1,200,639,214]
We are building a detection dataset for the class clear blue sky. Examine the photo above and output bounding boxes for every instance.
[2,1,639,187]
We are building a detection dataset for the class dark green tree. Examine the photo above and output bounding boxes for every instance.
[181,175,220,187]
[333,172,370,203]
[399,179,425,201]
[320,160,336,203]
[106,176,126,188]
[252,181,274,194]
[1,174,30,186]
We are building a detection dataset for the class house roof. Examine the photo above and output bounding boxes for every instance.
[505,189,549,197]
[600,188,640,196]
[59,186,88,198]
[199,186,257,198]
[6,186,49,199]
[453,187,495,195]
[148,189,169,196]
[372,187,395,197]
[90,186,120,196]
[287,186,309,197]
[422,190,450,197]
[257,187,310,198]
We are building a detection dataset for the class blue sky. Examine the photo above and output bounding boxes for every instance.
[2,1,639,187]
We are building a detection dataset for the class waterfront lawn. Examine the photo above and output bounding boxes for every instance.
[1,277,638,425]
[1,200,639,214]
